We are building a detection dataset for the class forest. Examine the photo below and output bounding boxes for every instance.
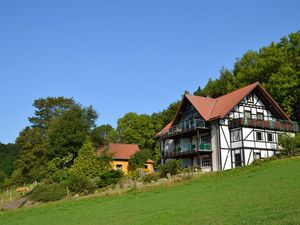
[0,30,299,189]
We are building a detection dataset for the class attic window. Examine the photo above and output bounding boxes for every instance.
[246,94,253,103]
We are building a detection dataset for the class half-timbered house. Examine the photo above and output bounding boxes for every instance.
[156,82,299,171]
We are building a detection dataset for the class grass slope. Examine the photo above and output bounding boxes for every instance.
[1,157,300,225]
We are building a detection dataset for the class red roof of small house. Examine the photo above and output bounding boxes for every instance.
[146,159,154,164]
[108,143,140,160]
[156,82,291,137]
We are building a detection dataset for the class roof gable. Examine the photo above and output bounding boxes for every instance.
[156,82,291,137]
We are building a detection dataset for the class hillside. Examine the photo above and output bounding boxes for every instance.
[1,157,300,225]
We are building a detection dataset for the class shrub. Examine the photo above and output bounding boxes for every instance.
[27,183,67,202]
[65,173,97,194]
[97,170,123,188]
[142,173,160,183]
[278,135,296,156]
[159,160,181,177]
[128,150,150,171]
[51,170,69,183]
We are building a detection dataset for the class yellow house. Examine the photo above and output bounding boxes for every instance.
[108,143,154,175]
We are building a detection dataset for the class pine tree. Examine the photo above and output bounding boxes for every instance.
[71,139,102,178]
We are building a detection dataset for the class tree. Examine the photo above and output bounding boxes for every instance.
[278,135,297,156]
[15,126,49,181]
[0,143,20,177]
[29,97,76,129]
[46,106,98,164]
[115,113,158,151]
[14,97,98,182]
[128,150,150,171]
[90,124,114,147]
[71,139,103,178]
[194,30,300,122]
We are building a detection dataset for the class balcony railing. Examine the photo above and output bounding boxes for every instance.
[162,143,212,159]
[162,119,208,138]
[229,118,299,132]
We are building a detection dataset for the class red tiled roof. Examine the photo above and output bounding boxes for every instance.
[155,121,173,137]
[206,81,260,120]
[156,82,290,137]
[108,143,140,160]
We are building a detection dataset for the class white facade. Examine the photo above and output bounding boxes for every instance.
[217,93,295,170]
[160,90,298,171]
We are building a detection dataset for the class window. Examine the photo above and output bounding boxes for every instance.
[257,112,263,120]
[246,94,253,103]
[144,165,148,169]
[231,130,241,142]
[244,110,251,119]
[201,135,211,143]
[201,156,211,167]
[267,133,273,142]
[256,132,263,141]
[116,164,122,171]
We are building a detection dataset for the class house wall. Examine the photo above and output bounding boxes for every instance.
[218,92,295,170]
[211,121,221,171]
[112,160,155,175]
[112,160,129,175]
[145,163,154,173]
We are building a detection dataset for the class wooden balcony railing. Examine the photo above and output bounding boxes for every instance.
[229,118,299,132]
[162,119,208,138]
[162,143,212,159]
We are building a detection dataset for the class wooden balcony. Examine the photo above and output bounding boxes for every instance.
[162,143,212,159]
[229,118,299,132]
[161,119,209,139]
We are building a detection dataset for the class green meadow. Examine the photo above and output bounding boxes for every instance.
[1,157,300,225]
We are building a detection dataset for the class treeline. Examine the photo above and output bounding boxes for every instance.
[0,30,299,189]
[194,31,300,122]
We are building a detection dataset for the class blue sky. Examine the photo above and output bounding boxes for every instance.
[0,0,299,143]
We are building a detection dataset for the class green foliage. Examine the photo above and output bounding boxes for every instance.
[279,134,297,156]
[14,97,98,183]
[46,106,97,162]
[97,146,113,171]
[196,31,300,122]
[142,173,160,183]
[97,170,123,188]
[28,97,76,129]
[50,170,69,183]
[71,139,102,178]
[27,183,67,202]
[0,143,19,177]
[128,150,150,171]
[90,124,114,147]
[15,126,49,182]
[115,113,158,151]
[159,160,181,177]
[64,173,97,194]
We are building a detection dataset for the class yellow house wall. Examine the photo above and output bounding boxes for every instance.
[112,160,129,175]
[112,160,154,175]
[145,163,154,173]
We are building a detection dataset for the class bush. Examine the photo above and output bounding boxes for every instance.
[159,160,181,177]
[65,173,97,194]
[142,173,160,183]
[27,183,67,202]
[97,170,123,188]
[51,170,69,183]
[279,135,297,156]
